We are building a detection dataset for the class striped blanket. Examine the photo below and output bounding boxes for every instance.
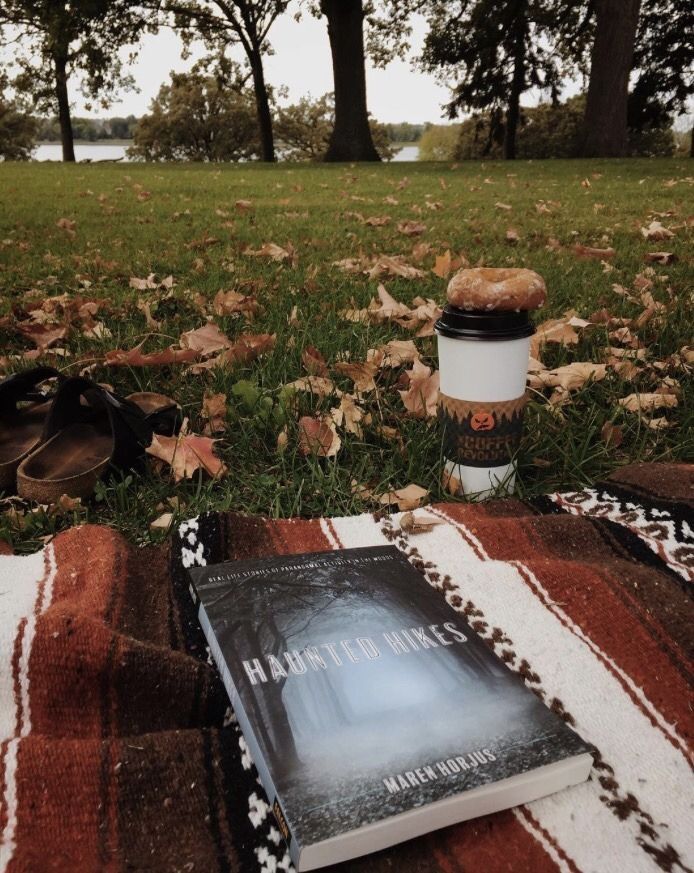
[1,462,692,873]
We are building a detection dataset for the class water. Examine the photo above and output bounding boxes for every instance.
[33,142,420,163]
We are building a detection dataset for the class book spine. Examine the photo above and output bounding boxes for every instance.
[191,586,301,870]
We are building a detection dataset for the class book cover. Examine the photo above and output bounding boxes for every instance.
[189,545,592,869]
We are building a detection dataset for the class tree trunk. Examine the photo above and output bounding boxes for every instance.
[582,0,642,157]
[320,0,381,162]
[248,49,275,162]
[690,125,694,158]
[53,53,75,163]
[504,11,527,160]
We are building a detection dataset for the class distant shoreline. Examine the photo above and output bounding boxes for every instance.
[37,140,134,147]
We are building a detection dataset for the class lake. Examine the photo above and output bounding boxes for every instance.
[33,143,421,163]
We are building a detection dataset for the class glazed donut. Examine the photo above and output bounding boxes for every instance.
[447,267,546,311]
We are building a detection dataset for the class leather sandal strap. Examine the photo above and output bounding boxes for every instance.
[0,366,60,414]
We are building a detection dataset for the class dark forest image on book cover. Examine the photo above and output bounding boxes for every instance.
[191,546,590,848]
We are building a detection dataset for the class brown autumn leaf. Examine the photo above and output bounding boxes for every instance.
[185,235,220,251]
[364,215,391,226]
[379,484,429,511]
[371,339,420,367]
[301,345,328,377]
[397,220,427,237]
[640,220,674,241]
[129,274,159,291]
[235,199,253,212]
[399,511,443,534]
[411,241,433,262]
[16,321,68,350]
[431,250,468,279]
[105,343,200,367]
[188,333,276,373]
[530,311,590,358]
[56,217,76,236]
[179,322,234,355]
[298,415,341,458]
[244,242,296,264]
[365,255,426,280]
[212,290,260,319]
[505,227,520,244]
[571,243,616,259]
[330,394,367,437]
[369,284,411,322]
[644,251,676,265]
[201,392,227,434]
[146,432,227,481]
[150,511,174,532]
[136,299,161,329]
[495,202,512,211]
[333,360,379,394]
[600,421,623,448]
[618,393,678,413]
[535,362,607,391]
[399,360,440,419]
[286,376,341,398]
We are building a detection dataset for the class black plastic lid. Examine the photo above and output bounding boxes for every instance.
[435,305,536,341]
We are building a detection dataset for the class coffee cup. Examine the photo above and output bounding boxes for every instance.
[435,268,544,500]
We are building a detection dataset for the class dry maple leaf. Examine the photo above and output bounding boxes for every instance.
[56,218,76,236]
[371,339,420,368]
[365,255,426,280]
[136,299,161,329]
[188,333,276,372]
[640,221,674,241]
[298,415,341,457]
[244,242,295,264]
[150,511,174,532]
[185,235,220,251]
[644,252,676,265]
[618,393,678,413]
[16,322,67,350]
[536,362,607,391]
[495,202,512,211]
[399,360,440,419]
[146,433,227,481]
[431,250,468,279]
[286,376,341,398]
[600,421,623,448]
[129,274,159,291]
[364,215,391,226]
[379,484,428,511]
[530,311,590,357]
[368,284,411,322]
[301,346,328,377]
[202,392,227,434]
[571,244,616,259]
[397,220,427,237]
[505,228,520,244]
[212,290,260,319]
[399,511,443,534]
[235,199,253,212]
[180,322,234,355]
[330,395,367,437]
[105,343,200,367]
[333,360,379,393]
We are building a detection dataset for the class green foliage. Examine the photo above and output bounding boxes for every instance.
[382,122,425,143]
[0,75,38,160]
[36,115,138,142]
[417,125,460,161]
[0,0,152,115]
[275,93,395,161]
[129,58,260,162]
[454,97,674,160]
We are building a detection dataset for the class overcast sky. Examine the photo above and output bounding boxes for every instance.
[71,12,454,124]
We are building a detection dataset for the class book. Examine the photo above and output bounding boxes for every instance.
[188,545,593,871]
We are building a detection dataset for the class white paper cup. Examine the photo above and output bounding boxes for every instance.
[435,306,535,500]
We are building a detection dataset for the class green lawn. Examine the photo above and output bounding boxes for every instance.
[0,158,691,552]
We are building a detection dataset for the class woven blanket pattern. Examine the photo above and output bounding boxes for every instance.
[0,463,692,873]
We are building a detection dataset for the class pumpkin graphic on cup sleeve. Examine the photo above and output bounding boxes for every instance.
[470,410,496,432]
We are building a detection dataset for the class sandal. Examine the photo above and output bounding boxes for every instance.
[0,366,60,491]
[16,377,155,502]
[125,392,182,436]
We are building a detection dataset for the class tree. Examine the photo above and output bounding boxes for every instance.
[581,0,642,156]
[418,124,460,161]
[0,74,38,161]
[420,0,573,160]
[129,57,260,161]
[275,92,394,161]
[163,0,289,161]
[0,0,152,162]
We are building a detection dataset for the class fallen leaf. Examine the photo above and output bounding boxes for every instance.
[618,393,678,413]
[333,360,379,393]
[330,395,367,437]
[212,290,260,319]
[645,251,676,265]
[495,202,512,211]
[399,511,443,534]
[286,376,341,398]
[16,321,67,350]
[146,433,227,481]
[298,415,341,457]
[600,421,623,448]
[188,333,276,372]
[364,215,391,226]
[397,220,427,237]
[180,322,233,355]
[641,220,674,241]
[56,217,76,236]
[302,346,328,377]
[505,227,520,244]
[201,392,227,434]
[536,362,607,391]
[244,242,296,264]
[530,311,587,357]
[399,360,440,419]
[235,199,253,212]
[645,416,674,430]
[150,511,174,532]
[371,339,420,367]
[379,484,428,511]
[571,244,616,259]
[136,299,161,329]
[105,343,200,367]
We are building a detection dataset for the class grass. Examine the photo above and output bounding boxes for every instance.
[0,157,692,553]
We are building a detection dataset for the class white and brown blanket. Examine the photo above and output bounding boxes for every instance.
[0,462,692,873]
